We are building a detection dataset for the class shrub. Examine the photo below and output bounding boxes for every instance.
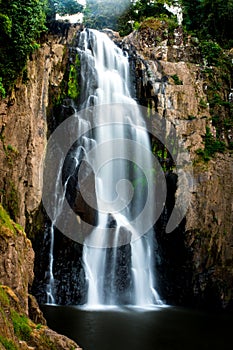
[0,0,47,92]
[196,126,226,161]
[200,40,223,66]
[171,74,183,85]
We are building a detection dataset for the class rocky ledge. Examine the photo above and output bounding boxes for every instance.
[0,204,81,349]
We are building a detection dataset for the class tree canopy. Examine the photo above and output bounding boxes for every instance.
[83,0,171,34]
[83,0,132,31]
[0,0,47,94]
[181,0,233,47]
[0,0,84,95]
[0,0,233,97]
[54,0,84,16]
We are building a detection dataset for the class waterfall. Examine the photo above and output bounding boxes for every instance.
[45,28,163,307]
[76,29,162,307]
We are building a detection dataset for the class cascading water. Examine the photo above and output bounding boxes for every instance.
[45,28,163,307]
[76,29,162,307]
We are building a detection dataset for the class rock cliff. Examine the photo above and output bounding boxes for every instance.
[0,204,81,349]
[0,23,78,228]
[123,22,233,309]
[0,23,82,348]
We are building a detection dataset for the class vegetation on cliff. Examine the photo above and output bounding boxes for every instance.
[0,204,80,348]
[0,0,83,96]
[83,0,173,35]
[182,0,233,49]
[0,0,232,97]
[0,0,47,93]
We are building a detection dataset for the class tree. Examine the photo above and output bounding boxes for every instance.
[181,0,233,47]
[132,0,170,21]
[84,0,174,33]
[84,0,132,31]
[54,0,84,16]
[0,0,47,92]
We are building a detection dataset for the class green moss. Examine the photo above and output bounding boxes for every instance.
[6,145,18,154]
[0,204,16,235]
[0,0,47,93]
[40,334,57,350]
[0,286,10,306]
[0,336,18,350]
[11,311,32,342]
[6,182,19,221]
[140,18,163,31]
[171,74,183,85]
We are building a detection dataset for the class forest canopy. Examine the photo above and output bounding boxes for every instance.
[82,0,233,47]
[0,0,233,96]
[0,0,47,94]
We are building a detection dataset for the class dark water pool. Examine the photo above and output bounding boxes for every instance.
[41,304,232,350]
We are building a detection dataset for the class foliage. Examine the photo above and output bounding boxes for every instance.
[171,74,183,85]
[201,56,233,148]
[181,0,233,48]
[131,0,172,22]
[0,77,6,98]
[139,15,177,34]
[84,0,132,31]
[68,65,79,100]
[200,40,223,66]
[11,311,32,342]
[83,0,233,48]
[0,0,47,92]
[84,0,173,33]
[196,127,226,161]
[53,0,83,16]
[199,98,208,109]
[67,54,80,100]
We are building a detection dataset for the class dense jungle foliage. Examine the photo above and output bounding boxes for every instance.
[0,0,233,96]
[84,0,233,47]
[0,0,83,95]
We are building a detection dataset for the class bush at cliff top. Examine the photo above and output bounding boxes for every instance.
[0,0,47,93]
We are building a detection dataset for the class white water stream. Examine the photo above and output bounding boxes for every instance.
[77,29,162,306]
[46,29,162,307]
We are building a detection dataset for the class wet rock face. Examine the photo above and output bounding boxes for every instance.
[32,225,87,305]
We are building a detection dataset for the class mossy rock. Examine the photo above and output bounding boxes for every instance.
[0,204,23,237]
